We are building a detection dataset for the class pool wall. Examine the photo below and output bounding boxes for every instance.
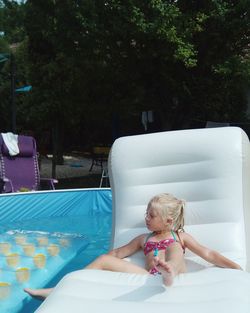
[0,188,112,224]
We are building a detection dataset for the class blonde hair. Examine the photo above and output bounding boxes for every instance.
[147,193,185,232]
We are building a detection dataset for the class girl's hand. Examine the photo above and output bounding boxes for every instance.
[235,265,243,270]
[153,256,160,268]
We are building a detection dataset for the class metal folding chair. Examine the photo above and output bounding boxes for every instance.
[0,134,57,193]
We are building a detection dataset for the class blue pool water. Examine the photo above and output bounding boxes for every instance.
[0,189,112,313]
[0,228,89,312]
[0,214,112,313]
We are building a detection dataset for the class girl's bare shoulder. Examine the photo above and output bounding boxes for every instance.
[136,233,150,245]
[178,231,196,244]
[139,233,150,241]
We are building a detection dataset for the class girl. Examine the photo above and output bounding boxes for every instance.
[25,193,241,298]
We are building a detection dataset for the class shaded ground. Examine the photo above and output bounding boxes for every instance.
[56,174,104,189]
[40,155,109,189]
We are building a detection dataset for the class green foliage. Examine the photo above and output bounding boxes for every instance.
[1,0,250,151]
[0,0,26,43]
[19,187,30,192]
[0,35,10,130]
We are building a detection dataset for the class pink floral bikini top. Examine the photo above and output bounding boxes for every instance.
[143,230,183,256]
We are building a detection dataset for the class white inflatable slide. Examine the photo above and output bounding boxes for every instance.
[37,127,250,313]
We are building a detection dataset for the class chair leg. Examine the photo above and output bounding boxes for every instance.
[0,179,4,193]
[99,168,109,188]
[89,160,94,172]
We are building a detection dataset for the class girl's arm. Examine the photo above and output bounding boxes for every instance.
[108,234,145,259]
[181,232,242,270]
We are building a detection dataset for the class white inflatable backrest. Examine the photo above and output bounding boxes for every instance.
[108,127,250,271]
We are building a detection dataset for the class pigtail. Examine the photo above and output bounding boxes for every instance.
[174,200,185,232]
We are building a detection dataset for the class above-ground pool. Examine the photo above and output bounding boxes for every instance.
[0,189,112,313]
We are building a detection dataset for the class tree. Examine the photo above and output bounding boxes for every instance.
[0,0,26,43]
[2,0,249,168]
[182,0,250,124]
[0,0,27,131]
[0,36,11,131]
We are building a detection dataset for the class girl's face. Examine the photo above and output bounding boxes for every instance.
[145,206,167,232]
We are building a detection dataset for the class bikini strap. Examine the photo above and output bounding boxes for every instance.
[171,230,185,253]
[170,230,177,241]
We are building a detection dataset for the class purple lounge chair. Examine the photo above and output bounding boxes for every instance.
[0,134,57,193]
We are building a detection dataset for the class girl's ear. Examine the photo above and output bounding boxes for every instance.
[166,218,173,226]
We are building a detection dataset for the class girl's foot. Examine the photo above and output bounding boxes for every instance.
[154,259,176,286]
[24,287,53,299]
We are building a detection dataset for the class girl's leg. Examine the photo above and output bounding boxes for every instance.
[155,242,185,286]
[24,254,148,300]
[24,288,53,299]
[85,254,148,274]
